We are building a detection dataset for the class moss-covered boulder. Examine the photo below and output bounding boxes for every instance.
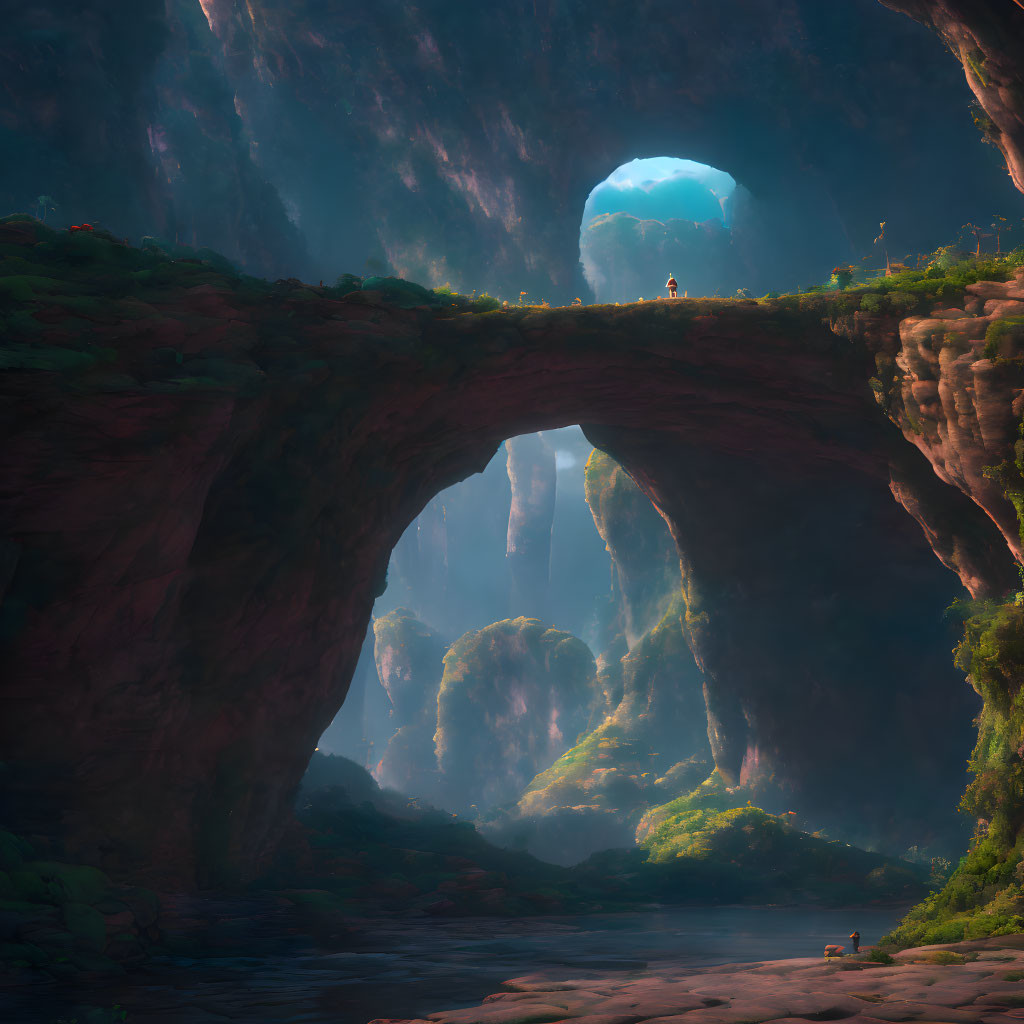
[434,617,599,812]
[636,788,925,905]
[371,608,447,795]
[503,598,712,861]
[0,829,159,978]
[372,607,446,725]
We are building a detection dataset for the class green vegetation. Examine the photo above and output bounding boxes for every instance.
[921,950,967,965]
[434,617,601,810]
[841,252,1022,310]
[640,803,789,862]
[583,448,681,641]
[633,775,924,905]
[517,594,710,837]
[884,598,1024,946]
[0,828,158,977]
[984,316,1024,362]
[287,758,925,915]
[964,48,989,88]
[634,769,755,842]
[432,282,502,312]
[863,948,896,964]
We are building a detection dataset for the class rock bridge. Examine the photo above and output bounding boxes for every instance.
[1,220,1023,884]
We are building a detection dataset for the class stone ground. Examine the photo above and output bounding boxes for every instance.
[372,939,1024,1024]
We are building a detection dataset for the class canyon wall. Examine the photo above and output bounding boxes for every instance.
[3,2,1020,300]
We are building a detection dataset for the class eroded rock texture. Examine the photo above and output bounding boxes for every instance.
[887,269,1024,563]
[434,617,599,814]
[403,943,1024,1024]
[584,449,679,648]
[589,425,980,852]
[511,598,712,864]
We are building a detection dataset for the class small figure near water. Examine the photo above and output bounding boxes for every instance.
[666,273,678,298]
[850,930,861,953]
[823,944,844,958]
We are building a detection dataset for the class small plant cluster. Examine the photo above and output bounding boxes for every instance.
[862,947,896,964]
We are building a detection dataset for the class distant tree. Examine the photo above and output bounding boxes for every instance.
[992,215,1010,254]
[874,221,889,272]
[962,222,992,258]
[35,195,58,222]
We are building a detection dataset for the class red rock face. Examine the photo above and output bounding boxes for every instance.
[0,223,1017,883]
[888,269,1024,565]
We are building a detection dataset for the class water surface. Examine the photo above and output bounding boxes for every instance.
[3,904,910,1024]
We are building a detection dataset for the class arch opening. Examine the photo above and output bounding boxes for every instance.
[579,156,743,304]
[317,408,979,868]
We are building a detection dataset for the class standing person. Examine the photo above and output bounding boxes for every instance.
[850,930,861,953]
[666,273,678,298]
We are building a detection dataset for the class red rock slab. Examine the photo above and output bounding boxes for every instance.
[427,1005,571,1024]
[976,994,1024,1009]
[547,1016,649,1024]
[590,997,710,1019]
[866,1002,986,1021]
[504,978,604,993]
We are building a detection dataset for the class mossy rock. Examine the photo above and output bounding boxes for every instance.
[0,343,99,372]
[63,947,125,974]
[62,901,107,952]
[103,931,146,963]
[361,276,441,308]
[32,861,112,905]
[435,616,599,809]
[0,897,57,918]
[0,830,33,871]
[0,940,48,966]
[8,868,49,903]
[0,215,58,245]
[919,950,966,965]
[119,886,160,929]
[0,274,66,302]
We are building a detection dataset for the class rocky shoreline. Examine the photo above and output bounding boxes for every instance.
[372,938,1024,1024]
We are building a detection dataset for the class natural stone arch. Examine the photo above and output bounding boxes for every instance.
[1,243,1016,887]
